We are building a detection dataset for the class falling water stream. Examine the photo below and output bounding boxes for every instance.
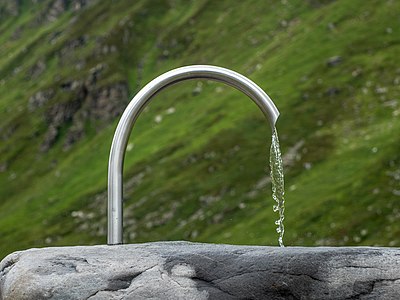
[270,128,285,247]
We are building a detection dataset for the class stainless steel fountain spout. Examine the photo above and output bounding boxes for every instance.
[108,65,279,245]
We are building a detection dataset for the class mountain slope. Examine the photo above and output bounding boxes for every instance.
[0,0,399,258]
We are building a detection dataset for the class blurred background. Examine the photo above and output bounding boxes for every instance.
[0,0,399,259]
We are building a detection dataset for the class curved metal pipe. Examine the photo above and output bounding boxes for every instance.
[108,65,279,245]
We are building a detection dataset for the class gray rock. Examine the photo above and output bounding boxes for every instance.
[27,59,46,79]
[325,87,341,96]
[28,89,54,112]
[3,0,20,17]
[71,0,92,11]
[0,242,399,299]
[0,162,7,173]
[87,82,129,124]
[326,56,343,67]
[37,76,128,152]
[11,26,22,40]
[40,96,84,152]
[47,0,67,23]
[57,35,88,64]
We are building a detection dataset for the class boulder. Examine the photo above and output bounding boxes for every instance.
[0,242,399,299]
[326,56,343,67]
[28,89,54,112]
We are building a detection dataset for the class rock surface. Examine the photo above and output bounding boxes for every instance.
[0,242,399,299]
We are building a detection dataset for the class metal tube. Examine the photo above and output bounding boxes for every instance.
[108,65,280,245]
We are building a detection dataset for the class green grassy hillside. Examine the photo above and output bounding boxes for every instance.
[0,0,399,259]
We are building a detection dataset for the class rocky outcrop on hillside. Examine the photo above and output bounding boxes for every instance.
[40,92,84,152]
[28,89,55,112]
[87,82,129,122]
[33,0,94,25]
[26,59,46,79]
[38,63,129,152]
[1,0,93,19]
[57,35,88,65]
[62,81,129,151]
[46,0,67,22]
[1,0,20,16]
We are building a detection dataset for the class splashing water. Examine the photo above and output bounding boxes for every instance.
[270,128,285,247]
